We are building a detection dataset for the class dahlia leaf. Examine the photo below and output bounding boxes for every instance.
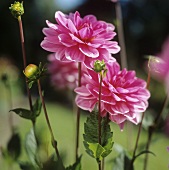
[134,150,155,161]
[42,154,65,170]
[83,111,113,161]
[10,98,42,121]
[10,108,34,120]
[25,128,40,168]
[83,142,105,161]
[32,97,42,118]
[66,155,82,170]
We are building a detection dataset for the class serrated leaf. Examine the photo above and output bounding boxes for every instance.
[10,108,34,120]
[42,154,65,170]
[7,133,21,160]
[66,155,82,170]
[33,98,42,117]
[84,142,105,161]
[83,111,113,161]
[25,129,39,168]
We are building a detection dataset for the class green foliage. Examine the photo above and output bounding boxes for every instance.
[7,132,21,160]
[10,98,42,121]
[19,162,37,170]
[134,150,155,161]
[25,128,40,168]
[83,112,113,162]
[66,155,82,170]
[42,154,65,170]
[113,151,133,170]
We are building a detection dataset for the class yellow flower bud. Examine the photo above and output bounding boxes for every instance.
[24,64,38,79]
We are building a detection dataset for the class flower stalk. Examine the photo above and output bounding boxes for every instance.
[129,65,151,169]
[115,1,128,69]
[75,62,82,161]
[143,93,169,170]
[98,72,103,170]
[37,79,61,160]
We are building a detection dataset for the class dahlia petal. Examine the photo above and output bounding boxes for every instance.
[67,19,77,34]
[55,11,68,28]
[73,11,82,27]
[116,87,129,93]
[79,44,99,58]
[46,20,59,30]
[44,36,60,44]
[79,27,93,40]
[75,95,96,112]
[65,46,85,62]
[43,28,58,36]
[74,86,91,96]
[109,114,127,124]
[69,33,84,44]
[103,41,121,54]
[58,34,77,47]
[41,41,61,52]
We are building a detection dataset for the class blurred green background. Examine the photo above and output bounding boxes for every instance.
[0,0,169,169]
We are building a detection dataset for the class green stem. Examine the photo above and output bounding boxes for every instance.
[18,16,33,111]
[75,62,82,161]
[18,16,38,146]
[129,70,151,169]
[115,1,128,69]
[143,93,169,170]
[98,72,103,170]
[37,79,61,160]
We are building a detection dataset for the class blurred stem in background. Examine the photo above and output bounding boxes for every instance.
[130,59,151,169]
[75,62,82,161]
[37,79,61,161]
[114,0,128,69]
[1,73,14,134]
[143,92,169,170]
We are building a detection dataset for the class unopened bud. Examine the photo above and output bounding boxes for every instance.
[93,60,106,73]
[9,1,24,19]
[24,64,38,79]
[148,56,164,73]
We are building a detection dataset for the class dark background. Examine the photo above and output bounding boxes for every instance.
[1,0,169,106]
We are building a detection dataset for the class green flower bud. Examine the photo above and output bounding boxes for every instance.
[9,1,24,19]
[93,60,106,73]
[24,64,38,79]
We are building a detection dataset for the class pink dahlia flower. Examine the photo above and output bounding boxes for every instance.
[47,53,78,90]
[75,60,150,129]
[41,11,120,67]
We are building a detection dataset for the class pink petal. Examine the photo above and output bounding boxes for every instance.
[58,34,77,47]
[79,44,99,58]
[65,46,85,62]
[55,11,68,28]
[75,95,96,112]
[41,40,61,52]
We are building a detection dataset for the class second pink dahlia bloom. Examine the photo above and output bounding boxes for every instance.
[47,53,78,90]
[75,60,150,129]
[41,11,120,67]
